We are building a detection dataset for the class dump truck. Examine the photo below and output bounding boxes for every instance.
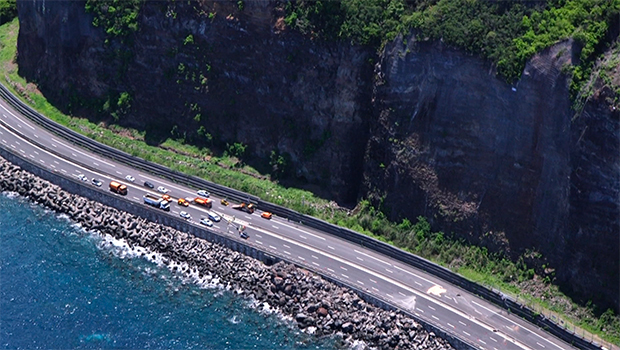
[143,193,171,211]
[194,197,213,208]
[232,202,255,214]
[109,181,128,195]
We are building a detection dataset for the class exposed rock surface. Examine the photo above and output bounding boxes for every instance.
[14,0,620,310]
[0,156,454,350]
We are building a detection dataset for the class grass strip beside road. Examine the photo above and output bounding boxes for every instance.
[0,18,618,347]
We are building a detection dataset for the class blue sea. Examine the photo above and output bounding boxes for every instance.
[0,192,342,350]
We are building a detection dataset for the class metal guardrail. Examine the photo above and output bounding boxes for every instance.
[0,82,605,350]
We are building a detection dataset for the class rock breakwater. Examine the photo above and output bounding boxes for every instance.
[0,156,453,350]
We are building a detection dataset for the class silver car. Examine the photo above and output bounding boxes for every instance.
[157,186,169,194]
[180,211,191,220]
[200,218,214,227]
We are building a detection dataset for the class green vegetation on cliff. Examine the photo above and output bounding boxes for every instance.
[85,0,141,38]
[0,0,17,26]
[286,0,620,85]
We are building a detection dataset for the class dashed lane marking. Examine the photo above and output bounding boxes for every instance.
[386,294,393,299]
[52,144,57,148]
[269,245,277,250]
[283,244,291,249]
[299,235,307,239]
[277,221,326,241]
[415,281,423,287]
[479,340,487,345]
[116,171,122,175]
[536,342,546,348]
[354,249,392,266]
[327,268,334,273]
[399,291,406,297]
[356,257,364,261]
[311,255,319,260]
[39,159,44,163]
[341,274,349,279]
[61,169,66,173]
[357,280,364,285]
[369,278,377,283]
[340,266,348,271]
[447,323,455,328]
[372,287,379,292]
[459,321,467,326]
[385,268,394,273]
[34,134,38,138]
[312,262,320,267]
[328,246,335,250]
[255,234,262,238]
[428,305,436,311]
[1,105,35,129]
[298,256,305,261]
[255,240,263,245]
[463,331,471,337]
[132,197,139,200]
[283,251,291,255]
[416,308,424,313]
[432,315,439,321]
[490,337,497,343]
[272,225,279,229]
[393,265,439,287]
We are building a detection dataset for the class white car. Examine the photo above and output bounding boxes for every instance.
[180,211,191,219]
[157,186,169,194]
[207,212,221,222]
[200,218,213,227]
[125,175,135,182]
[77,174,88,182]
[91,178,103,187]
[197,190,210,198]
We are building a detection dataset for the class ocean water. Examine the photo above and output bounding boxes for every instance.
[0,192,342,350]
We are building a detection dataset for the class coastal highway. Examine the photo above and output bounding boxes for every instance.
[0,97,578,350]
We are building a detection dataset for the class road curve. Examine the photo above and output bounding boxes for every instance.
[0,96,578,350]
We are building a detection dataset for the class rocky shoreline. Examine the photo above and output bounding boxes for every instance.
[0,156,453,350]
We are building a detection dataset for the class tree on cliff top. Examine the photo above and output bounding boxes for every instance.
[0,0,17,26]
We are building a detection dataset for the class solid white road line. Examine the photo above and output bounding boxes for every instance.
[1,105,35,129]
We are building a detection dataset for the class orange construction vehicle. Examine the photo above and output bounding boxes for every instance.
[178,198,189,207]
[109,181,128,195]
[232,202,255,214]
[194,197,213,208]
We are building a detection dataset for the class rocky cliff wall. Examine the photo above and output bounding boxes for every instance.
[15,0,619,310]
[364,35,618,309]
[16,0,372,204]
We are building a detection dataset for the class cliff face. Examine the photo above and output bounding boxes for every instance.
[365,35,619,308]
[15,1,619,309]
[16,0,372,203]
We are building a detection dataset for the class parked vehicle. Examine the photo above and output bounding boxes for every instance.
[144,181,154,189]
[157,186,169,194]
[77,174,88,182]
[194,197,213,209]
[207,211,221,222]
[261,212,273,220]
[180,211,191,219]
[125,175,135,182]
[200,218,213,227]
[143,193,170,211]
[178,198,189,207]
[109,181,128,195]
[91,178,103,187]
[197,190,210,198]
[232,202,255,214]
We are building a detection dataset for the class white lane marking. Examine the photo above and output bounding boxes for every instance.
[277,221,326,241]
[93,162,99,166]
[52,144,57,148]
[50,137,116,167]
[39,159,44,163]
[356,257,364,261]
[398,291,406,296]
[50,164,55,168]
[34,134,38,138]
[463,331,471,337]
[19,149,25,153]
[255,234,262,238]
[14,141,19,145]
[447,323,455,328]
[536,343,546,348]
[393,265,439,287]
[490,337,497,342]
[341,274,349,279]
[132,196,140,200]
[386,294,393,299]
[432,315,439,321]
[328,246,335,250]
[214,225,221,229]
[312,262,320,267]
[340,266,348,271]
[475,308,483,315]
[479,340,487,345]
[1,139,5,143]
[416,308,425,313]
[54,161,59,164]
[459,321,467,326]
[269,245,277,250]
[354,250,392,266]
[311,255,319,260]
[17,124,21,128]
[327,268,334,273]
[372,287,379,292]
[357,280,364,285]
[369,278,377,283]
[0,130,2,134]
[272,225,279,229]
[244,215,252,220]
[283,251,291,255]
[428,305,436,311]
[298,256,305,261]
[245,221,530,350]
[116,171,122,175]
[471,300,563,350]
[299,235,307,239]
[60,169,66,173]
[255,240,263,245]
[283,244,291,249]
[385,268,394,273]
[29,154,34,158]
[1,105,35,129]
[33,151,38,155]
[10,144,15,148]
[415,281,423,286]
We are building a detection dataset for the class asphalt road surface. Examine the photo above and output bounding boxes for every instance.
[0,98,578,350]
